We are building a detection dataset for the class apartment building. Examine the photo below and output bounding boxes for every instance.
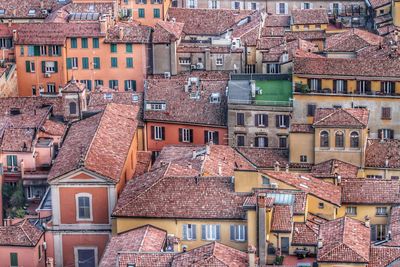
[119,0,172,26]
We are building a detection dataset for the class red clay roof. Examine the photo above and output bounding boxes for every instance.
[117,252,174,267]
[105,21,151,44]
[365,139,400,169]
[368,0,391,8]
[0,0,68,19]
[318,217,370,263]
[48,103,139,182]
[236,148,289,169]
[292,9,329,25]
[262,171,341,206]
[134,151,152,178]
[290,123,314,133]
[271,205,292,232]
[0,97,64,117]
[325,28,383,52]
[0,219,43,247]
[99,225,166,267]
[313,108,369,128]
[264,15,290,27]
[368,246,400,267]
[311,159,359,179]
[382,205,400,247]
[41,119,67,137]
[292,222,318,246]
[153,20,184,43]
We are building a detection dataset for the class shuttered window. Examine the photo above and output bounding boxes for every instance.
[201,224,220,240]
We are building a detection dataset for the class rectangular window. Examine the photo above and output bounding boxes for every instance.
[82,57,89,69]
[276,115,289,128]
[182,224,196,240]
[6,155,17,171]
[47,83,56,93]
[76,248,96,267]
[234,1,240,9]
[138,8,145,18]
[39,45,47,56]
[20,46,24,56]
[255,114,268,127]
[71,38,77,48]
[126,57,133,68]
[302,2,311,9]
[279,137,287,148]
[202,224,220,241]
[371,224,387,241]
[250,2,257,9]
[376,207,388,216]
[67,57,78,69]
[278,3,286,14]
[346,206,357,216]
[307,104,316,116]
[126,43,133,53]
[28,45,35,56]
[204,130,219,144]
[50,45,60,56]
[216,55,223,66]
[152,126,165,140]
[153,8,160,18]
[110,43,117,53]
[109,80,119,89]
[45,61,56,73]
[210,0,219,8]
[179,128,193,143]
[267,63,280,74]
[81,38,88,48]
[230,225,247,241]
[77,195,91,220]
[95,80,103,87]
[357,80,371,94]
[262,176,270,185]
[93,38,99,48]
[124,80,136,91]
[93,57,100,69]
[378,129,394,140]
[381,81,395,95]
[25,61,35,73]
[179,57,191,65]
[382,107,391,120]
[81,80,92,91]
[255,136,268,148]
[300,155,307,163]
[237,113,245,126]
[366,175,383,179]
[111,57,118,68]
[10,253,18,267]
[309,78,321,91]
[334,80,347,94]
[237,135,245,147]
[147,102,166,110]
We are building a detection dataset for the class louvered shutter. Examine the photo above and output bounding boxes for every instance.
[41,61,45,73]
[189,129,194,143]
[255,114,259,126]
[284,115,290,127]
[216,225,221,240]
[309,2,313,8]
[151,126,155,139]
[161,127,165,140]
[244,226,248,240]
[276,115,280,128]
[300,2,304,9]
[275,3,280,14]
[284,3,288,14]
[204,131,208,143]
[264,114,268,127]
[192,224,197,240]
[213,132,219,145]
[201,225,206,240]
[254,137,259,147]
[54,61,58,73]
[183,224,188,240]
[179,128,183,142]
[25,61,30,72]
[230,225,235,240]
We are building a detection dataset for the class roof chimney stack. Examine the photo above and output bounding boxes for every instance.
[274,161,280,172]
[248,245,256,267]
[317,237,323,249]
[218,162,222,176]
[118,27,124,40]
[12,29,17,42]
[365,216,371,228]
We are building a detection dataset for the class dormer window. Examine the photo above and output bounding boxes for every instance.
[28,9,36,16]
[146,102,166,111]
[104,93,113,100]
[0,9,5,15]
[132,94,139,102]
[210,93,221,103]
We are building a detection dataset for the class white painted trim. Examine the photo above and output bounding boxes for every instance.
[75,193,93,222]
[50,168,115,185]
[52,186,61,226]
[108,185,116,224]
[51,224,111,231]
[74,246,98,267]
[53,232,63,267]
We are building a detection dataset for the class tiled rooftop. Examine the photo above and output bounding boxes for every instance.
[271,205,292,232]
[292,222,318,246]
[236,147,289,169]
[365,139,400,168]
[291,9,329,25]
[368,246,400,267]
[0,0,69,19]
[313,108,369,128]
[263,15,290,27]
[290,123,314,133]
[105,21,151,44]
[311,159,359,179]
[152,20,184,43]
[0,219,43,247]
[325,28,383,52]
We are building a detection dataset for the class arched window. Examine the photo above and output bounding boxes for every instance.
[320,131,329,148]
[69,102,77,115]
[350,132,359,148]
[335,131,344,148]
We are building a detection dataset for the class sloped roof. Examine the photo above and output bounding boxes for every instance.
[365,139,400,168]
[318,217,370,263]
[313,108,369,128]
[271,205,292,232]
[236,147,289,168]
[368,246,400,267]
[0,219,43,247]
[311,159,359,179]
[152,20,184,43]
[325,29,383,52]
[292,9,328,25]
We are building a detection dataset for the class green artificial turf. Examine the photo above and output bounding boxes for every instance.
[255,80,293,105]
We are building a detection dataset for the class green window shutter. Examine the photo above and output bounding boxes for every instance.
[139,8,145,18]
[41,61,45,73]
[109,80,113,88]
[126,57,133,68]
[111,57,118,67]
[81,38,88,48]
[25,61,31,72]
[111,43,117,53]
[132,80,136,91]
[93,38,99,48]
[54,61,58,73]
[124,80,128,91]
[10,253,18,267]
[82,57,89,69]
[127,9,133,17]
[154,8,160,18]
[93,57,100,69]
[67,58,72,69]
[126,43,133,53]
[71,38,77,48]
[34,46,40,56]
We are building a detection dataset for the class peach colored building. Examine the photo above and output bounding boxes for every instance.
[120,0,172,26]
[47,103,141,267]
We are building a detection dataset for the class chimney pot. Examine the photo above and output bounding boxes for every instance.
[218,162,222,176]
[317,237,323,248]
[118,26,124,40]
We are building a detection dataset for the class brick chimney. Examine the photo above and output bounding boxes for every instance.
[257,193,267,266]
[12,29,17,42]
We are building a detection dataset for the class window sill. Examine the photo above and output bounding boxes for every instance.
[381,118,392,120]
[346,213,357,217]
[376,214,388,217]
[76,218,93,222]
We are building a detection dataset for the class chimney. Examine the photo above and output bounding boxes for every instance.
[206,144,210,155]
[336,175,341,185]
[40,0,44,9]
[12,29,17,42]
[20,159,25,178]
[257,193,267,266]
[100,17,108,35]
[118,27,124,40]
[274,161,280,172]
[285,164,289,173]
[3,217,11,226]
[218,162,222,176]
[7,20,12,27]
[385,157,389,168]
[192,149,197,159]
[188,163,192,169]
[365,216,371,228]
[248,245,257,267]
[317,237,323,249]
[12,9,16,17]
[46,257,54,267]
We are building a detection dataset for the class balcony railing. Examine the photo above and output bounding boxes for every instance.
[228,98,293,107]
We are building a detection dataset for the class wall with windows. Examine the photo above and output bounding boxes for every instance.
[120,0,171,26]
[362,168,400,180]
[146,121,227,152]
[291,23,328,32]
[0,236,45,267]
[177,51,243,73]
[306,195,337,220]
[176,0,266,9]
[289,132,314,164]
[337,204,390,225]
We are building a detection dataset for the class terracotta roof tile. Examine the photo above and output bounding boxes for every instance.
[341,179,400,205]
[0,0,69,19]
[271,205,292,232]
[105,22,151,44]
[290,123,314,133]
[311,159,359,179]
[365,139,400,168]
[236,147,289,168]
[152,21,184,43]
[325,29,383,52]
[117,252,174,267]
[252,189,307,215]
[381,205,400,246]
[264,15,290,27]
[313,108,369,128]
[134,151,152,178]
[41,119,67,137]
[368,0,391,9]
[262,171,341,206]
[286,30,326,41]
[0,219,43,247]
[100,225,166,267]
[368,246,400,267]
[318,217,370,263]
[0,97,64,117]
[292,222,318,246]
[48,103,139,181]
[292,9,329,25]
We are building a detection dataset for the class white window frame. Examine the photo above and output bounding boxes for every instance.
[205,224,217,240]
[184,224,196,240]
[148,103,166,111]
[310,79,319,91]
[45,61,55,73]
[216,56,224,66]
[234,1,241,9]
[256,114,265,126]
[72,57,78,69]
[277,2,287,14]
[302,2,311,9]
[75,193,93,221]
[250,2,257,10]
[335,80,345,93]
[40,45,47,56]
[235,225,246,241]
[382,81,393,94]
[257,136,267,147]
[267,63,279,74]
[376,207,388,216]
[278,115,286,127]
[181,128,191,142]
[382,129,392,139]
[207,131,215,143]
[126,80,135,91]
[154,126,163,140]
[366,175,383,179]
[47,83,56,93]
[74,247,98,267]
[210,93,221,103]
[209,0,219,8]
[346,206,357,215]
[179,58,191,65]
[358,80,367,94]
[50,45,60,56]
[29,61,35,73]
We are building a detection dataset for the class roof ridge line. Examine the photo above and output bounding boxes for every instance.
[19,220,33,245]
[138,225,150,252]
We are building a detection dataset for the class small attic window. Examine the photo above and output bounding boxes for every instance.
[104,93,113,100]
[132,94,139,102]
[210,93,221,103]
[28,9,36,16]
[0,10,5,15]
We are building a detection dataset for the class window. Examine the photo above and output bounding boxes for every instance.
[69,102,77,115]
[153,8,160,18]
[39,45,47,56]
[111,57,118,68]
[38,244,42,260]
[75,248,97,267]
[237,113,245,126]
[183,224,196,240]
[378,129,394,140]
[307,104,316,116]
[318,202,324,209]
[302,2,311,9]
[255,114,268,127]
[255,136,268,148]
[28,9,36,16]
[237,135,245,146]
[357,80,371,94]
[382,107,391,120]
[279,137,287,148]
[32,86,36,96]
[320,131,329,147]
[179,57,191,65]
[44,61,57,73]
[110,43,117,53]
[81,38,88,48]
[234,1,240,9]
[76,193,92,220]
[71,38,77,48]
[50,45,60,56]
[126,57,133,68]
[309,78,321,91]
[152,126,165,140]
[277,2,287,14]
[371,224,387,241]
[147,102,166,111]
[20,46,24,56]
[366,175,383,179]
[334,80,347,93]
[316,24,321,29]
[376,207,388,216]
[209,93,221,103]
[138,8,145,18]
[346,206,357,216]
[333,105,342,109]
[10,253,18,267]
[216,56,224,66]
[95,80,104,87]
[210,0,219,8]
[262,176,270,185]
[188,0,196,8]
[28,45,35,56]
[335,131,344,148]
[126,43,133,53]
[124,80,136,91]
[109,80,119,89]
[276,115,289,128]
[300,155,307,163]
[47,83,56,93]
[67,57,78,69]
[93,57,100,69]
[350,131,359,148]
[93,38,99,48]
[82,80,92,91]
[82,57,89,69]
[6,155,17,171]
[304,25,309,30]
[179,128,193,143]
[204,130,219,144]
[230,225,247,241]
[202,224,220,240]
[0,9,4,15]
[332,3,340,15]
[250,2,257,10]
[392,176,400,180]
[381,81,394,95]
[25,61,35,73]
[267,63,280,74]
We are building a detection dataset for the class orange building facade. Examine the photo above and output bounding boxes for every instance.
[120,0,171,26]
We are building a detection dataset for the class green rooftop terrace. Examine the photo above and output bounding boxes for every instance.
[255,80,293,106]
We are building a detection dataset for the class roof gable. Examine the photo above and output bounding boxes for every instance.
[313,108,369,128]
